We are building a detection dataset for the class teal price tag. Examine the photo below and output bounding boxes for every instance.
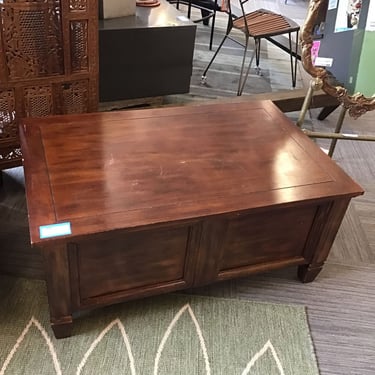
[39,222,72,239]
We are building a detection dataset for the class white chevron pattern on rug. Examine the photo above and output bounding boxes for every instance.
[0,304,286,375]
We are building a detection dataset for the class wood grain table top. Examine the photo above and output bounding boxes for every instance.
[19,100,363,245]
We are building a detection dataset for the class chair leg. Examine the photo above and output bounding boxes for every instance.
[209,10,216,50]
[296,83,314,128]
[328,106,347,157]
[288,30,299,88]
[187,0,192,18]
[237,37,255,96]
[255,38,261,73]
[208,0,219,50]
[201,33,230,81]
[293,31,299,87]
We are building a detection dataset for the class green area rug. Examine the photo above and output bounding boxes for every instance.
[0,276,319,374]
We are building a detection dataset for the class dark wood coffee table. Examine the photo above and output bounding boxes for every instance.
[19,100,363,338]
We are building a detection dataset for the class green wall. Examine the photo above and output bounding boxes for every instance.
[354,31,375,96]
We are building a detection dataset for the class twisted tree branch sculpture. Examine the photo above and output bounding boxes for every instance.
[300,0,375,119]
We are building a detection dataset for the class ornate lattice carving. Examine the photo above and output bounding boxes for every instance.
[1,1,47,3]
[70,20,88,72]
[1,7,39,78]
[1,2,63,79]
[62,80,89,114]
[24,86,54,117]
[0,147,22,162]
[0,89,17,142]
[69,0,87,11]
[0,0,98,171]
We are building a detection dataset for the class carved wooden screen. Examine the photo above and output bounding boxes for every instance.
[0,0,98,170]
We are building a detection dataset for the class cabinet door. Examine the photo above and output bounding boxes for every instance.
[194,204,319,285]
[69,224,199,308]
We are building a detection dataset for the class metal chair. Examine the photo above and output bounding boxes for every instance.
[201,0,300,95]
[170,0,219,50]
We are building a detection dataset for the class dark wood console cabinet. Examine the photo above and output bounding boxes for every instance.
[99,0,196,101]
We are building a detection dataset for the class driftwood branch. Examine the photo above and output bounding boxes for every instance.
[300,0,375,119]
